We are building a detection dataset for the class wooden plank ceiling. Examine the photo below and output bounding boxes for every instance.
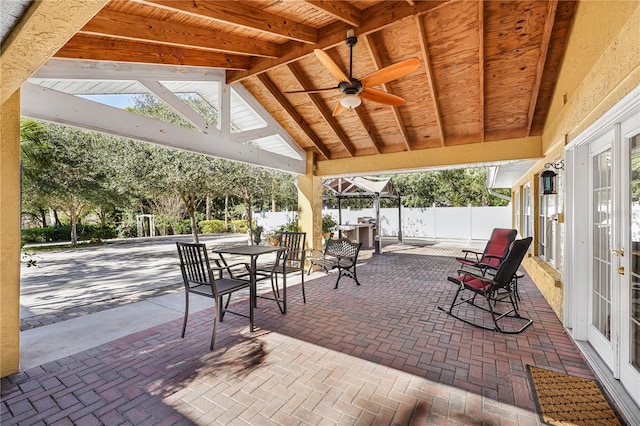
[54,0,576,162]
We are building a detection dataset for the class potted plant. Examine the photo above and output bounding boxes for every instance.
[322,214,337,239]
[252,225,263,245]
[264,229,280,246]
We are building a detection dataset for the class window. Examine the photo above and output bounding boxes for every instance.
[514,190,521,236]
[522,183,532,238]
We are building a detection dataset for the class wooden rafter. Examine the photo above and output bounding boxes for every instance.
[478,0,485,142]
[362,34,411,151]
[526,0,558,135]
[416,16,445,147]
[305,1,362,27]
[256,73,331,160]
[354,107,382,154]
[81,8,280,58]
[227,1,451,84]
[287,63,356,157]
[56,34,251,69]
[136,0,319,44]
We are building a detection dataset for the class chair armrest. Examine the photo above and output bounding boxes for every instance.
[306,248,325,258]
[455,269,493,284]
[211,260,250,279]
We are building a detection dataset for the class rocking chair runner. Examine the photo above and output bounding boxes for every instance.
[438,237,533,334]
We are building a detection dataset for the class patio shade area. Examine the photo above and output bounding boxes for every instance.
[1,242,607,425]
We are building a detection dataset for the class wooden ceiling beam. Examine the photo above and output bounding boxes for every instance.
[478,0,485,143]
[362,34,411,151]
[256,73,332,160]
[415,18,445,147]
[287,63,356,157]
[305,1,362,27]
[227,0,451,84]
[136,0,319,44]
[526,0,558,136]
[55,34,251,69]
[354,107,382,154]
[82,8,281,58]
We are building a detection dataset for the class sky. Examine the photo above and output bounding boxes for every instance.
[79,94,138,109]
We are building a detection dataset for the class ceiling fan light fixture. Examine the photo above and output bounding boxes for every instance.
[340,94,361,109]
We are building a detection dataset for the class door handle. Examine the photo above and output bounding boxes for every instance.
[618,266,625,275]
[612,248,624,256]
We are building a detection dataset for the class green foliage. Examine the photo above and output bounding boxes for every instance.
[230,220,248,233]
[322,214,337,233]
[174,220,192,235]
[20,224,117,243]
[199,220,228,234]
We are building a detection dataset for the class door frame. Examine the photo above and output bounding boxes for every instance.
[565,84,640,407]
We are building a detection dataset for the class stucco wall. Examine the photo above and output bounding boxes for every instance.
[512,1,640,319]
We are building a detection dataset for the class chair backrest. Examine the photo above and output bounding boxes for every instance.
[482,228,517,267]
[326,238,361,260]
[279,232,306,267]
[176,242,216,295]
[492,237,532,289]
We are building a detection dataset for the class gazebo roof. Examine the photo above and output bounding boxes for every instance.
[323,176,399,198]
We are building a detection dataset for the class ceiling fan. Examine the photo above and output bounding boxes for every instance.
[285,29,420,116]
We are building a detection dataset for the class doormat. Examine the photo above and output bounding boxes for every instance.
[527,365,624,425]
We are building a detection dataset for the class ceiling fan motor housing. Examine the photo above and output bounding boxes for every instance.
[339,79,362,95]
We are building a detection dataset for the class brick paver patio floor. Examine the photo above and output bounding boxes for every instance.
[2,243,601,425]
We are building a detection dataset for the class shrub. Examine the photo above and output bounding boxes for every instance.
[174,219,192,235]
[199,219,228,234]
[322,214,337,233]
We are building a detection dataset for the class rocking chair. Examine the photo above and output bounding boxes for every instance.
[438,237,533,334]
[456,228,517,275]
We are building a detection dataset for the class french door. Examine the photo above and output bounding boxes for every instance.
[588,121,640,406]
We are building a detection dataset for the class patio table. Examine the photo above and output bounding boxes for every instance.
[212,245,287,323]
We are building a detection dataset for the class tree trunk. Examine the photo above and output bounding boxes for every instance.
[206,195,211,221]
[245,195,254,244]
[70,209,78,245]
[190,211,199,243]
[40,209,47,227]
[224,194,229,229]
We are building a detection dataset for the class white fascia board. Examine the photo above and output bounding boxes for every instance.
[232,83,306,158]
[21,82,305,174]
[33,58,226,82]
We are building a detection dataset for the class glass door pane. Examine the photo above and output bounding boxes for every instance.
[630,135,640,371]
[593,149,612,340]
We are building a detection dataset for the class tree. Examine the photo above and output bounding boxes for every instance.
[25,123,117,244]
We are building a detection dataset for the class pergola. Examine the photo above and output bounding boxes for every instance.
[322,176,401,254]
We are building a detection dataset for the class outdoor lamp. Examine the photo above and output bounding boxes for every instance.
[541,160,564,195]
[340,94,361,109]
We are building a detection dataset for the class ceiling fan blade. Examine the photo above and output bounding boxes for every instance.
[314,49,349,83]
[360,88,406,106]
[360,58,420,88]
[332,101,345,117]
[284,87,336,94]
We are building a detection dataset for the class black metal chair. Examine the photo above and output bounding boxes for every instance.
[456,228,517,275]
[176,242,253,350]
[438,237,533,334]
[307,238,362,288]
[254,231,307,310]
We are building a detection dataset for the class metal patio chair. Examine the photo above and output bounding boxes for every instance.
[455,228,517,274]
[176,242,253,350]
[438,237,533,334]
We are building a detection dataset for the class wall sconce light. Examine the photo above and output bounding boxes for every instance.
[541,160,564,195]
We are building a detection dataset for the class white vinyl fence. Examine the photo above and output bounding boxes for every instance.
[255,206,511,241]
